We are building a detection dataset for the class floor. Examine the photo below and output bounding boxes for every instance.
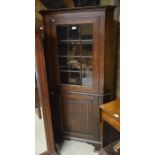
[57,140,99,155]
[35,109,47,155]
[35,108,99,155]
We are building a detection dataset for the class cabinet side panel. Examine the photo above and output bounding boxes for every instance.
[103,10,115,100]
[98,12,106,95]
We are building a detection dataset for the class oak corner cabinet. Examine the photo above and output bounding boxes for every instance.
[40,6,116,148]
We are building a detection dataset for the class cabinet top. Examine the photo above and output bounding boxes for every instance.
[40,5,116,16]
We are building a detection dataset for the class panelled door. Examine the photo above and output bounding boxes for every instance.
[59,93,99,141]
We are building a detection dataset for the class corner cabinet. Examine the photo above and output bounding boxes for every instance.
[40,6,116,148]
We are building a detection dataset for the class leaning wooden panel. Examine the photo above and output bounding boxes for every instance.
[35,26,57,155]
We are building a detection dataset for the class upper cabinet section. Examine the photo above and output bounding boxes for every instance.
[53,17,99,93]
[40,6,116,94]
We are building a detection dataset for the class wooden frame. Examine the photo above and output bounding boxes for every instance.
[35,26,57,155]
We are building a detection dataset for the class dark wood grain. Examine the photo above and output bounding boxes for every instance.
[35,26,57,155]
[40,6,116,15]
[60,93,99,140]
[40,6,116,148]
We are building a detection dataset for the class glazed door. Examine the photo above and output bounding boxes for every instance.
[49,15,100,94]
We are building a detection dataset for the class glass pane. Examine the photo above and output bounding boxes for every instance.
[69,25,80,40]
[81,42,93,56]
[69,42,80,56]
[69,58,81,71]
[57,23,94,86]
[69,72,81,85]
[59,57,69,66]
[80,24,93,40]
[82,71,93,86]
[58,42,68,56]
[57,26,68,40]
[60,71,69,84]
[82,58,93,71]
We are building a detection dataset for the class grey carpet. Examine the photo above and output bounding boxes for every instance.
[57,140,99,155]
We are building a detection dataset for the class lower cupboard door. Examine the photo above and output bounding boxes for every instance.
[59,93,99,142]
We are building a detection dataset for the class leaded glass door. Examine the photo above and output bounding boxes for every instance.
[52,17,99,93]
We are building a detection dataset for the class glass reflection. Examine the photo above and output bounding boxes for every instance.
[69,25,80,40]
[82,71,92,86]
